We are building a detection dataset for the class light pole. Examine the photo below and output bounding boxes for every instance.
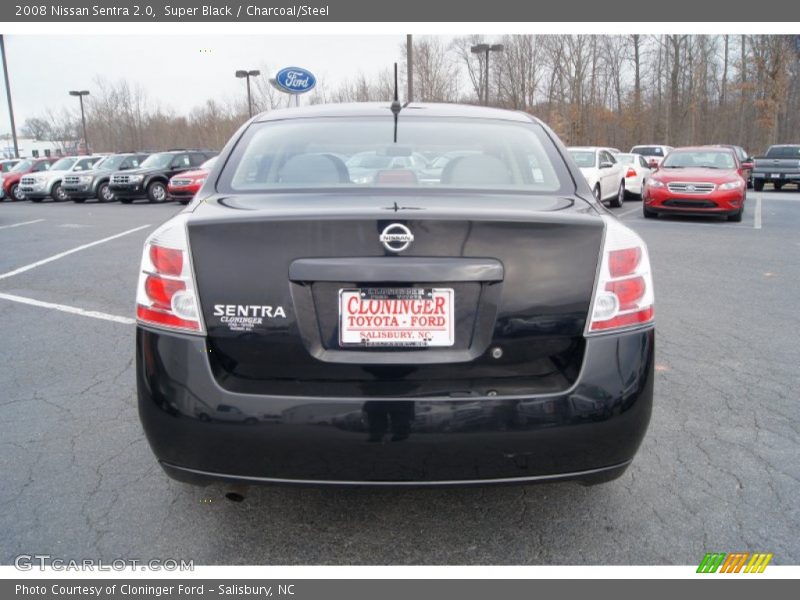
[406,34,414,103]
[68,90,90,154]
[470,43,504,106]
[235,69,261,117]
[1,35,19,158]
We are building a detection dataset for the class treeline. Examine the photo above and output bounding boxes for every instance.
[20,35,800,155]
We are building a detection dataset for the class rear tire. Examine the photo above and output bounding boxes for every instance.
[753,179,764,191]
[147,181,167,203]
[593,184,602,202]
[610,181,624,208]
[643,205,657,219]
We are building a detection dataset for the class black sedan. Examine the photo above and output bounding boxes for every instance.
[136,103,655,491]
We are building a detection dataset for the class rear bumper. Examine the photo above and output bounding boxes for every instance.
[137,326,654,486]
[625,176,643,195]
[752,171,800,184]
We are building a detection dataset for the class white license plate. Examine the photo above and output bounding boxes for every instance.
[339,287,454,347]
[771,173,781,178]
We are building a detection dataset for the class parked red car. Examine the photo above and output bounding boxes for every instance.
[167,156,216,204]
[642,146,746,222]
[1,157,59,201]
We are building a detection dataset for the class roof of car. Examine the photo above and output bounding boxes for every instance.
[671,146,735,153]
[253,102,536,123]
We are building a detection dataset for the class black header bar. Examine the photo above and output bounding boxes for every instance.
[3,0,800,22]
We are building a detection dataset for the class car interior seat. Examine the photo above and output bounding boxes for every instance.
[441,154,513,186]
[278,154,350,184]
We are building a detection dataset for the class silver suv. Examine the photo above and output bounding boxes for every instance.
[19,155,106,202]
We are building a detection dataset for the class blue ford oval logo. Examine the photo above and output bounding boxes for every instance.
[275,67,316,94]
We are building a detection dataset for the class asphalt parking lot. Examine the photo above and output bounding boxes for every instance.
[0,193,798,566]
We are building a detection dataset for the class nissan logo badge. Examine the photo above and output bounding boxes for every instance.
[379,223,414,253]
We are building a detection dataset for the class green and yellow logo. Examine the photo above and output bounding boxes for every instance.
[697,552,773,573]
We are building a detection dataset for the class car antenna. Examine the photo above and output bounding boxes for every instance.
[390,62,401,143]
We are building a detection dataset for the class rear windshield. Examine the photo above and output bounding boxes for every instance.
[662,150,736,169]
[218,117,567,193]
[568,150,596,168]
[766,146,800,158]
[631,146,664,157]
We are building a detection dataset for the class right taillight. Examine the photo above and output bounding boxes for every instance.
[587,217,654,334]
[136,214,204,334]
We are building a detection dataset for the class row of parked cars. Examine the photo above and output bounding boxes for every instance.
[0,149,217,204]
[566,143,800,222]
[1,143,797,215]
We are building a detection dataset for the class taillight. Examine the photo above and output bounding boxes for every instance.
[136,214,204,334]
[626,167,637,178]
[587,217,654,334]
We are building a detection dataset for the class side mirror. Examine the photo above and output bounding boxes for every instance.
[599,161,613,169]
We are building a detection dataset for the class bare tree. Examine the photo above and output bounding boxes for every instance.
[402,36,459,102]
[494,35,542,111]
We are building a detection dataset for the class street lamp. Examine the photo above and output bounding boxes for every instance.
[470,43,504,106]
[68,90,90,154]
[235,69,261,117]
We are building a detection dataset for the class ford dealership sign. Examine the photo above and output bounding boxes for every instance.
[274,67,316,94]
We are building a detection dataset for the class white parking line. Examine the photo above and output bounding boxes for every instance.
[754,196,762,230]
[0,219,45,230]
[616,206,642,219]
[0,292,134,325]
[0,224,150,281]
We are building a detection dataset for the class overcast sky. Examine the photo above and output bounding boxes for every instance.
[0,35,408,136]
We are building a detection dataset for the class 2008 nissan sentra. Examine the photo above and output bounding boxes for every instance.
[135,102,655,489]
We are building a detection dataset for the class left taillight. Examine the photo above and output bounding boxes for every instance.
[136,214,204,334]
[587,216,654,334]
[625,167,637,178]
